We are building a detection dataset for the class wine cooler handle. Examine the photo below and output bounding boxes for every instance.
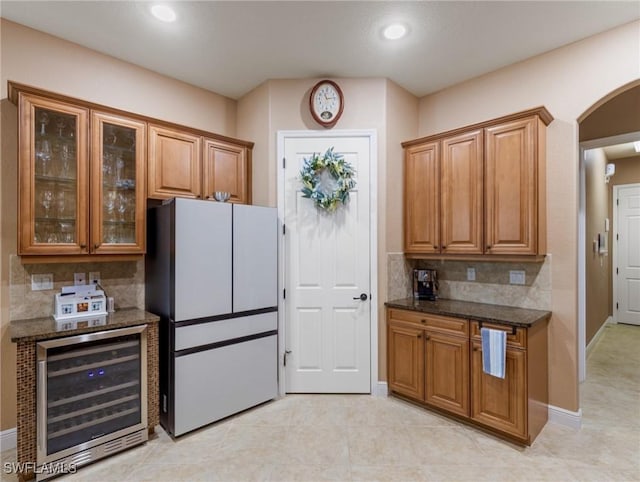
[37,360,47,457]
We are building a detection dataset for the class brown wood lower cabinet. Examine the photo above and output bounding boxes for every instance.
[387,309,469,417]
[386,308,548,445]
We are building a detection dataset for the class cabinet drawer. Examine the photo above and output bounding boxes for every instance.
[387,309,468,337]
[471,321,526,349]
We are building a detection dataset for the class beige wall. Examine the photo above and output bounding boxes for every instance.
[585,149,612,343]
[418,20,640,411]
[0,19,239,431]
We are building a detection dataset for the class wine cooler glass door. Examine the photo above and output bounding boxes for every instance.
[37,325,147,464]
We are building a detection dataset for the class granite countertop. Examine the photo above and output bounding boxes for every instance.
[385,298,551,328]
[10,308,160,342]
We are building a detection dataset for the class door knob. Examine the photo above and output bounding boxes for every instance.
[353,293,368,301]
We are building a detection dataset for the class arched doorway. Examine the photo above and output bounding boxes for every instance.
[578,80,640,382]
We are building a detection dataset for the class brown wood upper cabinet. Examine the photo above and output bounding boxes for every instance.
[148,126,252,204]
[15,89,146,257]
[203,138,251,204]
[403,107,552,259]
[148,125,203,200]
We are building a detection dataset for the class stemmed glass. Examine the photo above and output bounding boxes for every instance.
[40,190,54,218]
[60,144,72,178]
[56,190,66,218]
[38,111,49,135]
[104,191,117,221]
[36,139,53,177]
[56,118,66,137]
[117,192,128,222]
[116,156,125,182]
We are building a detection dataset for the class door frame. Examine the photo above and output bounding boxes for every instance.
[578,131,640,382]
[276,129,378,396]
[613,182,640,324]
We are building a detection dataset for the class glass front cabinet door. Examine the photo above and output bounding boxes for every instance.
[18,94,89,255]
[91,112,146,254]
[18,93,146,256]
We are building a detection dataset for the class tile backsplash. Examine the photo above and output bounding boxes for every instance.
[9,255,144,320]
[387,253,551,311]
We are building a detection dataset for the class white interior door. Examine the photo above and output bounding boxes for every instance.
[615,184,640,325]
[282,134,372,393]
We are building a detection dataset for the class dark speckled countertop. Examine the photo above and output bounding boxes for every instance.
[385,298,551,328]
[10,308,160,342]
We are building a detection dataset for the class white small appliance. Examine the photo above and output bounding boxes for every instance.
[54,284,107,321]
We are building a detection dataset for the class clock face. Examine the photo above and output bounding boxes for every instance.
[310,80,344,127]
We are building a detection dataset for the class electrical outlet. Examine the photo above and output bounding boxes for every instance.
[466,267,476,281]
[74,272,86,285]
[89,271,101,285]
[31,273,53,291]
[509,270,526,285]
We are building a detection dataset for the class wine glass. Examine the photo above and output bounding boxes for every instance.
[56,190,66,218]
[104,191,116,221]
[36,139,52,177]
[38,111,49,135]
[117,192,127,222]
[60,144,72,178]
[116,155,125,182]
[56,118,66,137]
[40,190,53,218]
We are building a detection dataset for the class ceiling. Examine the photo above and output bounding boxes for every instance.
[1,1,639,100]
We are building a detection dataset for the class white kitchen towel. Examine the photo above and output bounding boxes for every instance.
[481,327,506,379]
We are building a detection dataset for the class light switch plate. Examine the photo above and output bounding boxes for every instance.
[509,270,526,285]
[467,268,476,281]
[31,273,53,291]
[74,272,86,285]
[89,271,101,285]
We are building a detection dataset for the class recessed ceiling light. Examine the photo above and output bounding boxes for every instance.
[151,5,176,22]
[383,24,407,40]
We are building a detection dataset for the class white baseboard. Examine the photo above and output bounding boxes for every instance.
[373,381,388,397]
[0,427,16,452]
[586,316,612,359]
[548,404,582,429]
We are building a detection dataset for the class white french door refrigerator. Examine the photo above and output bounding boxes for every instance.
[146,198,278,437]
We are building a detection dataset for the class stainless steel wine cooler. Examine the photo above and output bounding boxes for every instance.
[36,325,148,479]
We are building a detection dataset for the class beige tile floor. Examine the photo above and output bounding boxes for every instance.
[2,322,639,481]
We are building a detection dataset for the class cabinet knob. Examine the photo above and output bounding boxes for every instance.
[425,334,431,340]
[80,244,87,249]
[421,319,426,323]
[417,334,422,339]
[442,245,447,249]
[473,347,481,352]
[433,245,439,250]
[94,244,99,250]
[486,245,492,250]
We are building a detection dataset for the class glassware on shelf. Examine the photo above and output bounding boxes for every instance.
[56,190,67,218]
[56,118,66,137]
[36,139,53,177]
[117,193,128,222]
[60,144,72,178]
[103,153,115,185]
[116,156,125,182]
[104,191,117,221]
[38,111,50,135]
[59,222,74,243]
[40,189,54,218]
[104,224,118,244]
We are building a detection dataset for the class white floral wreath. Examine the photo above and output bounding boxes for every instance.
[300,147,356,212]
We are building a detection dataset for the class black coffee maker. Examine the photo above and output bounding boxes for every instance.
[413,269,438,301]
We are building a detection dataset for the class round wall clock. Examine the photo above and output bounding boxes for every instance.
[309,80,344,128]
